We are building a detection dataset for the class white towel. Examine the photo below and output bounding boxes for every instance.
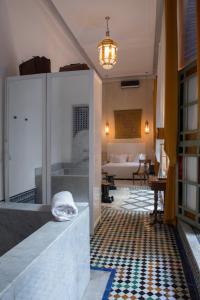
[51,191,78,222]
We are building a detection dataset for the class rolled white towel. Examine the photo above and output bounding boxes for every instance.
[51,191,78,222]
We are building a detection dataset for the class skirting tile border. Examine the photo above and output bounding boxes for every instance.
[175,225,200,299]
[193,227,200,244]
[91,267,116,300]
[9,188,36,203]
[178,221,200,293]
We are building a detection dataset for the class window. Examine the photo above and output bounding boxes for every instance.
[178,0,197,68]
[177,62,200,229]
[73,105,89,137]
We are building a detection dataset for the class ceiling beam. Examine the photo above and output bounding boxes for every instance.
[103,74,155,83]
[39,0,102,79]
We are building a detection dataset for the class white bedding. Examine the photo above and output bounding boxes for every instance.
[102,162,144,179]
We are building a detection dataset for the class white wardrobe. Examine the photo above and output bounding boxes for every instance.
[5,70,102,233]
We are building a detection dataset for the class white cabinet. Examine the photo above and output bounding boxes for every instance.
[5,75,46,203]
[5,70,102,233]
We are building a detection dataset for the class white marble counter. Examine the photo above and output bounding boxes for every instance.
[0,202,90,300]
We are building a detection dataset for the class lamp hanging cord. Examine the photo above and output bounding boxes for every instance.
[105,16,110,37]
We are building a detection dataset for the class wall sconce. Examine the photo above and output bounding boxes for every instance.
[144,120,150,134]
[105,122,110,135]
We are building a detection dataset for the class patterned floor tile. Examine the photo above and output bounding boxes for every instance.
[91,208,192,300]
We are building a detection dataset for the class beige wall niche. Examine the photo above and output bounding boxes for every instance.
[102,79,154,162]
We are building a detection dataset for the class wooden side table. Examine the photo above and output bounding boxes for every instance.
[149,178,167,224]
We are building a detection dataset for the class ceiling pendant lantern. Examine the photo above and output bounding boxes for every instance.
[98,16,118,70]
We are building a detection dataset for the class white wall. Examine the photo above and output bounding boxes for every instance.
[102,79,154,160]
[89,72,102,231]
[156,11,165,128]
[0,0,86,199]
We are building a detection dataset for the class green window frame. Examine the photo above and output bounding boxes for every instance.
[177,61,200,229]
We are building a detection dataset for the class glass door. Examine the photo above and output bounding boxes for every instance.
[46,72,90,204]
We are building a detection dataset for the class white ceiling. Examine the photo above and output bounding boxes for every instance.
[52,0,157,79]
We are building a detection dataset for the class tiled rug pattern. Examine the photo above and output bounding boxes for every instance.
[121,188,162,212]
[103,186,162,212]
[91,208,191,299]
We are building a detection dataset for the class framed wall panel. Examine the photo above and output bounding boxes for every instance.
[114,109,142,139]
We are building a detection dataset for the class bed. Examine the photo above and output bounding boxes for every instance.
[102,162,145,179]
[102,143,147,179]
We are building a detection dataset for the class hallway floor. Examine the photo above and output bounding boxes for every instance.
[90,208,194,300]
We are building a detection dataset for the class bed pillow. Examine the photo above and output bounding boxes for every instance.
[120,154,128,163]
[110,154,128,163]
[128,154,135,162]
[110,154,118,163]
[134,153,146,162]
[139,153,146,160]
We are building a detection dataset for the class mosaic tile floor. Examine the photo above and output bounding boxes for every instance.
[90,208,192,300]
